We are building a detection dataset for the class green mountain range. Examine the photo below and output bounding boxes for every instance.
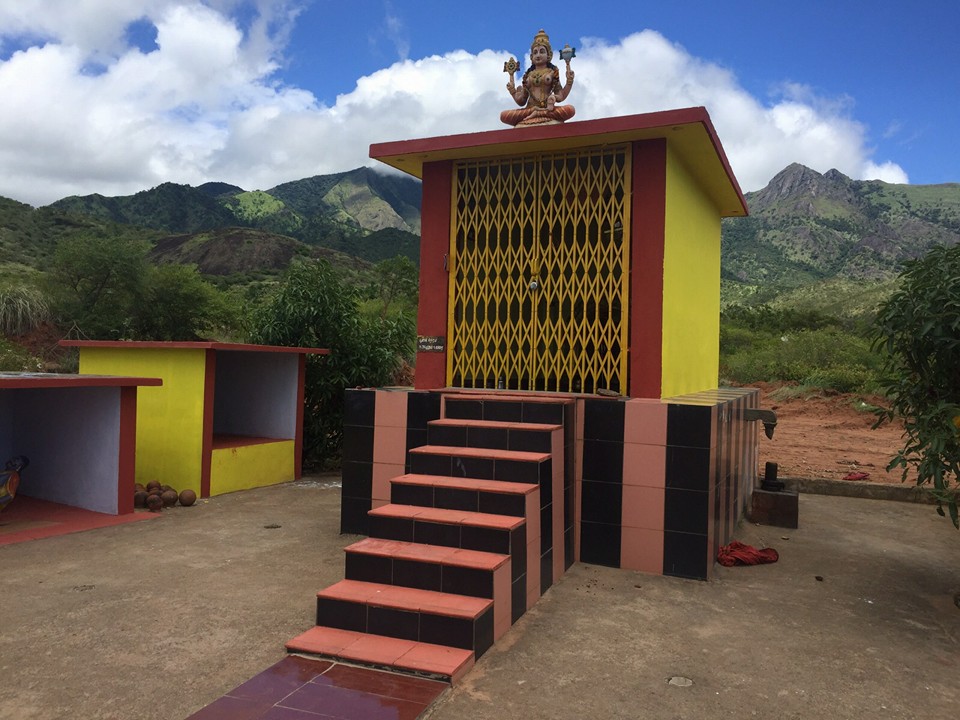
[723,163,960,292]
[2,164,958,305]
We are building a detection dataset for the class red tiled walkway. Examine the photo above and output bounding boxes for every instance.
[0,496,157,546]
[185,655,448,720]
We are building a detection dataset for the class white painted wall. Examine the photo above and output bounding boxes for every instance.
[9,387,121,514]
[212,352,298,439]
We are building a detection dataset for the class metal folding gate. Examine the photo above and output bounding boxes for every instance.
[448,145,631,393]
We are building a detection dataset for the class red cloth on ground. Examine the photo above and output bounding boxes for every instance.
[843,472,870,481]
[717,541,779,567]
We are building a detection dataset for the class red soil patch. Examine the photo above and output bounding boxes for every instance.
[754,382,914,486]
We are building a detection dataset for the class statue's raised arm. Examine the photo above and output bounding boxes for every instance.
[500,29,576,127]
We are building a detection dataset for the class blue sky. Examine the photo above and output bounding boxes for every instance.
[0,0,956,206]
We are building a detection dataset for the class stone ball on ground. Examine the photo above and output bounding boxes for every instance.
[146,494,164,512]
[146,480,162,491]
[133,491,148,508]
[160,489,178,507]
[178,489,197,507]
[134,483,146,493]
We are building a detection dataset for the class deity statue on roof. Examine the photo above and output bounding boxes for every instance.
[500,29,576,127]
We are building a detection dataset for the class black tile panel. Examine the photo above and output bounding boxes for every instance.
[511,576,526,624]
[316,597,366,632]
[579,521,621,568]
[342,425,374,464]
[539,459,553,506]
[368,514,413,542]
[665,446,712,491]
[564,526,574,570]
[434,486,479,512]
[339,496,371,536]
[413,520,460,548]
[477,491,525,517]
[441,565,493,598]
[667,403,714,449]
[468,425,509,450]
[508,428,552,453]
[540,549,553,595]
[460,525,509,555]
[368,606,420,641]
[429,424,467,447]
[540,502,553,553]
[340,461,372,499]
[453,455,495,479]
[494,458,543,485]
[510,526,527,582]
[393,558,443,591]
[444,398,482,420]
[405,428,429,452]
[391,482,434,507]
[408,391,442,429]
[580,480,623,525]
[343,389,375,427]
[483,400,523,422]
[419,613,474,651]
[344,551,392,584]
[522,401,564,425]
[583,398,625,440]
[664,488,710,535]
[474,607,494,658]
[409,452,452,476]
[663,531,709,580]
[581,439,624,483]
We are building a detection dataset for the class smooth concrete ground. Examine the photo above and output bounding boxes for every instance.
[1,479,958,720]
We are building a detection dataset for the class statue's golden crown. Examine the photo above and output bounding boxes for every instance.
[531,29,552,57]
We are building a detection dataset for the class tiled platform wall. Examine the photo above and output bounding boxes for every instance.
[579,388,760,580]
[341,387,760,581]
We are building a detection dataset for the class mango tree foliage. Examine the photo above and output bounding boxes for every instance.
[874,244,960,527]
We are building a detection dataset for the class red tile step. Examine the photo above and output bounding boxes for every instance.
[344,537,513,639]
[427,417,561,454]
[287,626,475,684]
[367,503,534,624]
[390,472,538,517]
[408,445,551,487]
[315,579,495,657]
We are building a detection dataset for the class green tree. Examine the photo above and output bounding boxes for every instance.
[47,231,148,338]
[366,255,419,319]
[873,244,960,527]
[130,264,243,341]
[249,259,413,469]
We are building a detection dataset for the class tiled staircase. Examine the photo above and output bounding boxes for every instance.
[287,392,571,684]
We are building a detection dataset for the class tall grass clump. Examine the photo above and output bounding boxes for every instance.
[0,284,51,336]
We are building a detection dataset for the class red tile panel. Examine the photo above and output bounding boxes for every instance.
[620,527,664,574]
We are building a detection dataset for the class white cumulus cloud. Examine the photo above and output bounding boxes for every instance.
[0,4,908,206]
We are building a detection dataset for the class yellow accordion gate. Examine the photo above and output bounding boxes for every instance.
[448,145,631,394]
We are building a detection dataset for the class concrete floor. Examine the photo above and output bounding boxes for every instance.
[0,479,957,720]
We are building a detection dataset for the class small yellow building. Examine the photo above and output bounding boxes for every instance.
[61,341,328,497]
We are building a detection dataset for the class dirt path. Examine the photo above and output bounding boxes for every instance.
[755,383,913,485]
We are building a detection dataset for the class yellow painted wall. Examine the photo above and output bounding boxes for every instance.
[211,440,295,495]
[660,146,721,397]
[78,348,207,494]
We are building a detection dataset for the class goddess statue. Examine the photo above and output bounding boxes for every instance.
[500,29,576,127]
